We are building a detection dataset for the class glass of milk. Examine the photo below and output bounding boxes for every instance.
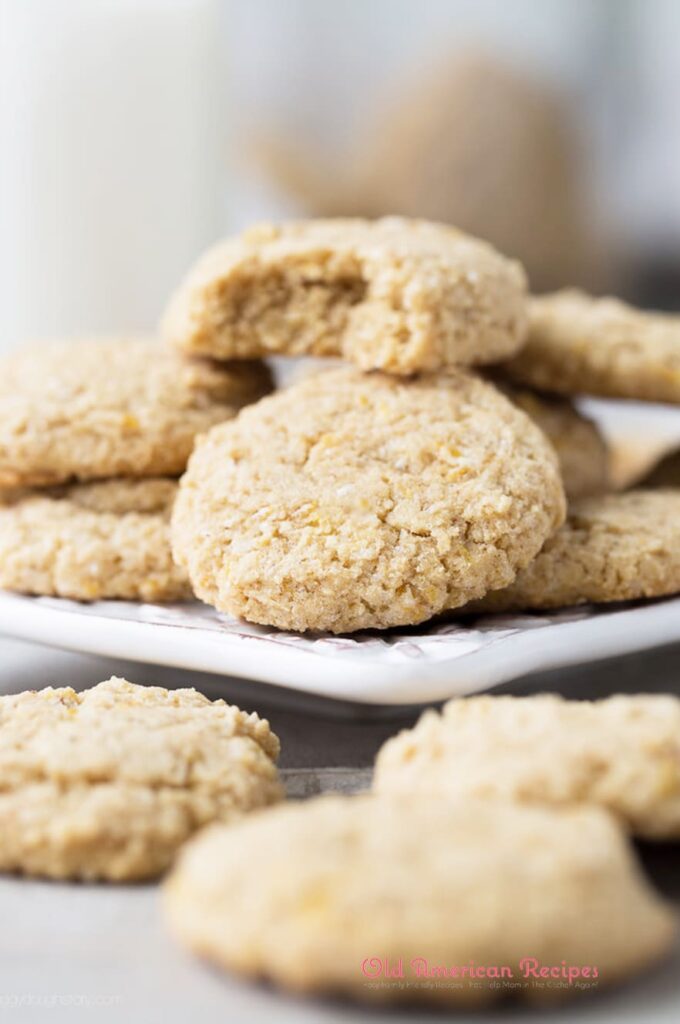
[0,0,224,349]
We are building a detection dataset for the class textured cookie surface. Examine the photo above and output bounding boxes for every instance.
[164,795,675,1005]
[172,367,565,633]
[499,384,608,499]
[0,479,190,602]
[467,490,680,614]
[375,694,680,839]
[0,339,272,486]
[162,217,528,374]
[501,289,680,403]
[293,361,608,499]
[0,678,282,880]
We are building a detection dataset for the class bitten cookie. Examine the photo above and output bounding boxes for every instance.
[500,289,680,403]
[0,678,283,880]
[499,384,608,499]
[375,693,680,839]
[172,367,565,633]
[466,490,680,614]
[164,795,675,1005]
[162,217,528,374]
[0,339,272,486]
[0,479,190,602]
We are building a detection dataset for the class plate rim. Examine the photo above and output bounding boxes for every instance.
[1,591,679,706]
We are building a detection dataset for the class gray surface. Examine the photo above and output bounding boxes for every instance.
[1,635,680,1023]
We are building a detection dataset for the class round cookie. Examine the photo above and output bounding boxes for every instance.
[172,367,566,633]
[161,217,528,375]
[466,490,680,614]
[0,339,272,487]
[375,693,680,839]
[639,447,680,489]
[498,384,608,499]
[164,795,675,1005]
[0,677,283,880]
[0,479,190,603]
[500,289,680,403]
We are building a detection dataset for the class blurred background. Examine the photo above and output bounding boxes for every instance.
[1,0,680,349]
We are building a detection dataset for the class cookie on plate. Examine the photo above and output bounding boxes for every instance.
[500,289,680,403]
[164,795,675,1005]
[499,385,608,498]
[0,479,190,602]
[162,217,528,375]
[375,693,680,839]
[466,490,680,614]
[639,447,680,489]
[172,366,565,633]
[0,678,283,880]
[0,339,272,487]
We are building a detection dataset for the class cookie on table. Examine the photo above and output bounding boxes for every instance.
[0,339,272,487]
[162,217,528,375]
[375,693,680,839]
[466,490,680,614]
[0,479,190,603]
[500,289,680,403]
[172,366,565,633]
[0,678,283,881]
[498,384,608,498]
[639,447,680,489]
[164,795,675,1005]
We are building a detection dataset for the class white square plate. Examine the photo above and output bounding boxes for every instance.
[1,591,679,706]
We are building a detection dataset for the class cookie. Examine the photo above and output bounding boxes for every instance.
[0,479,190,602]
[500,289,680,403]
[639,447,680,489]
[161,217,528,375]
[0,339,272,487]
[466,490,680,614]
[172,367,565,633]
[375,693,680,839]
[164,795,675,1005]
[498,384,608,498]
[0,677,283,880]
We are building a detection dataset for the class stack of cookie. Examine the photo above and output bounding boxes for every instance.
[163,217,569,632]
[0,339,271,601]
[161,216,680,631]
[1,215,679,626]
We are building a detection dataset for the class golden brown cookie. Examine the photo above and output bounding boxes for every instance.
[172,367,565,633]
[0,678,283,881]
[162,217,528,375]
[500,289,680,403]
[0,339,272,487]
[0,479,189,602]
[374,693,680,839]
[164,795,675,1005]
[467,490,680,614]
